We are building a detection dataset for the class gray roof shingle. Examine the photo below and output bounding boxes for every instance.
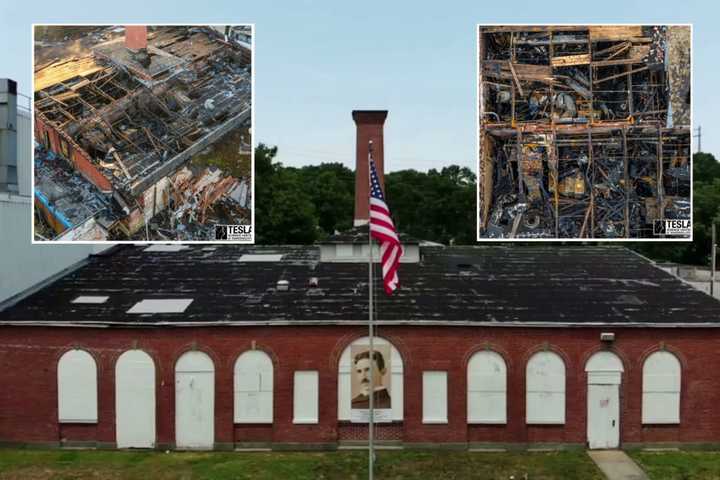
[0,244,717,326]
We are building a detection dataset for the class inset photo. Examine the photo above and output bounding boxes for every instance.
[477,25,691,240]
[32,25,253,242]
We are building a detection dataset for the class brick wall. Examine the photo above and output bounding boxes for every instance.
[0,324,718,448]
[34,114,113,193]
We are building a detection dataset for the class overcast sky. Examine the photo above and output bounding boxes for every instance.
[0,0,711,172]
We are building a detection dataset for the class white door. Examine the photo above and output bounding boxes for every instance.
[116,350,156,448]
[587,383,620,449]
[175,351,215,449]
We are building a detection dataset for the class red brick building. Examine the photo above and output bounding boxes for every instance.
[1,111,719,451]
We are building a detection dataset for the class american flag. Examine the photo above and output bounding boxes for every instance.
[369,156,402,295]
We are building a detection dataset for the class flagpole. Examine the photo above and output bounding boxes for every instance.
[367,139,375,480]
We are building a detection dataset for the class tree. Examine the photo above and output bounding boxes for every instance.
[298,163,355,237]
[694,153,720,183]
[254,144,319,244]
[386,167,476,244]
[632,152,720,265]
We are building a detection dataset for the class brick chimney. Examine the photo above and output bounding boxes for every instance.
[352,110,387,226]
[125,26,148,51]
[0,79,18,194]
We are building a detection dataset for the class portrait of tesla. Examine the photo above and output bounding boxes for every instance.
[351,349,392,409]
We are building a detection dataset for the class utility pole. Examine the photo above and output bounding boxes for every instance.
[694,126,702,153]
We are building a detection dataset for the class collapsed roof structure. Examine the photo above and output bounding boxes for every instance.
[33,26,252,241]
[478,25,691,239]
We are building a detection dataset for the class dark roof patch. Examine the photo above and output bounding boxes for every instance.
[0,245,718,326]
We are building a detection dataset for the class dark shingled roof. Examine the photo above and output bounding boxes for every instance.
[0,244,718,326]
[321,225,421,244]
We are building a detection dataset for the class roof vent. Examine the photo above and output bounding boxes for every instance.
[127,299,193,314]
[309,277,319,288]
[239,254,284,262]
[277,279,289,291]
[71,295,109,304]
[144,245,189,252]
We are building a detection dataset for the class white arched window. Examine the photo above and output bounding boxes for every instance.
[467,350,507,424]
[58,349,98,423]
[338,336,404,421]
[234,350,273,423]
[526,351,565,424]
[115,349,156,448]
[642,351,681,424]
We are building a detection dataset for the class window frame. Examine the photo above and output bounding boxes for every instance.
[234,350,274,424]
[526,351,566,425]
[422,371,448,424]
[293,370,319,425]
[467,350,507,424]
[57,349,98,424]
[642,350,681,425]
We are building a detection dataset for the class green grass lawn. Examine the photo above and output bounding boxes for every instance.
[0,448,604,480]
[629,450,720,480]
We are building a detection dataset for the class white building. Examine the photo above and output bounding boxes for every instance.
[0,79,100,303]
[657,263,720,300]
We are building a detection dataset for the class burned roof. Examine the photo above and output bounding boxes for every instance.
[33,26,252,241]
[35,27,251,199]
[1,244,718,326]
[322,224,420,244]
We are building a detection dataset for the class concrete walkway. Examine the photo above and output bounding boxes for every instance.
[587,450,649,480]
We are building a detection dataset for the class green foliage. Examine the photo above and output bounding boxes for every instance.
[254,144,319,244]
[694,153,720,182]
[254,145,477,245]
[631,152,720,265]
[386,166,477,245]
[629,450,720,480]
[297,163,355,237]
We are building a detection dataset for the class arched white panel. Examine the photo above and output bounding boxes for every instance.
[58,349,97,423]
[116,350,156,448]
[585,351,624,385]
[234,350,273,423]
[175,351,215,449]
[467,351,507,424]
[642,351,681,424]
[526,351,565,424]
[585,351,624,372]
[338,336,404,421]
[176,351,214,372]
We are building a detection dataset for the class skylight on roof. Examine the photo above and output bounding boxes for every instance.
[239,254,284,262]
[144,245,190,252]
[71,296,109,304]
[127,299,194,314]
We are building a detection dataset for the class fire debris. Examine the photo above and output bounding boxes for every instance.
[33,25,252,241]
[34,144,118,241]
[478,25,691,239]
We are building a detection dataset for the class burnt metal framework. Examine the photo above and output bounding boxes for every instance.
[478,26,691,239]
